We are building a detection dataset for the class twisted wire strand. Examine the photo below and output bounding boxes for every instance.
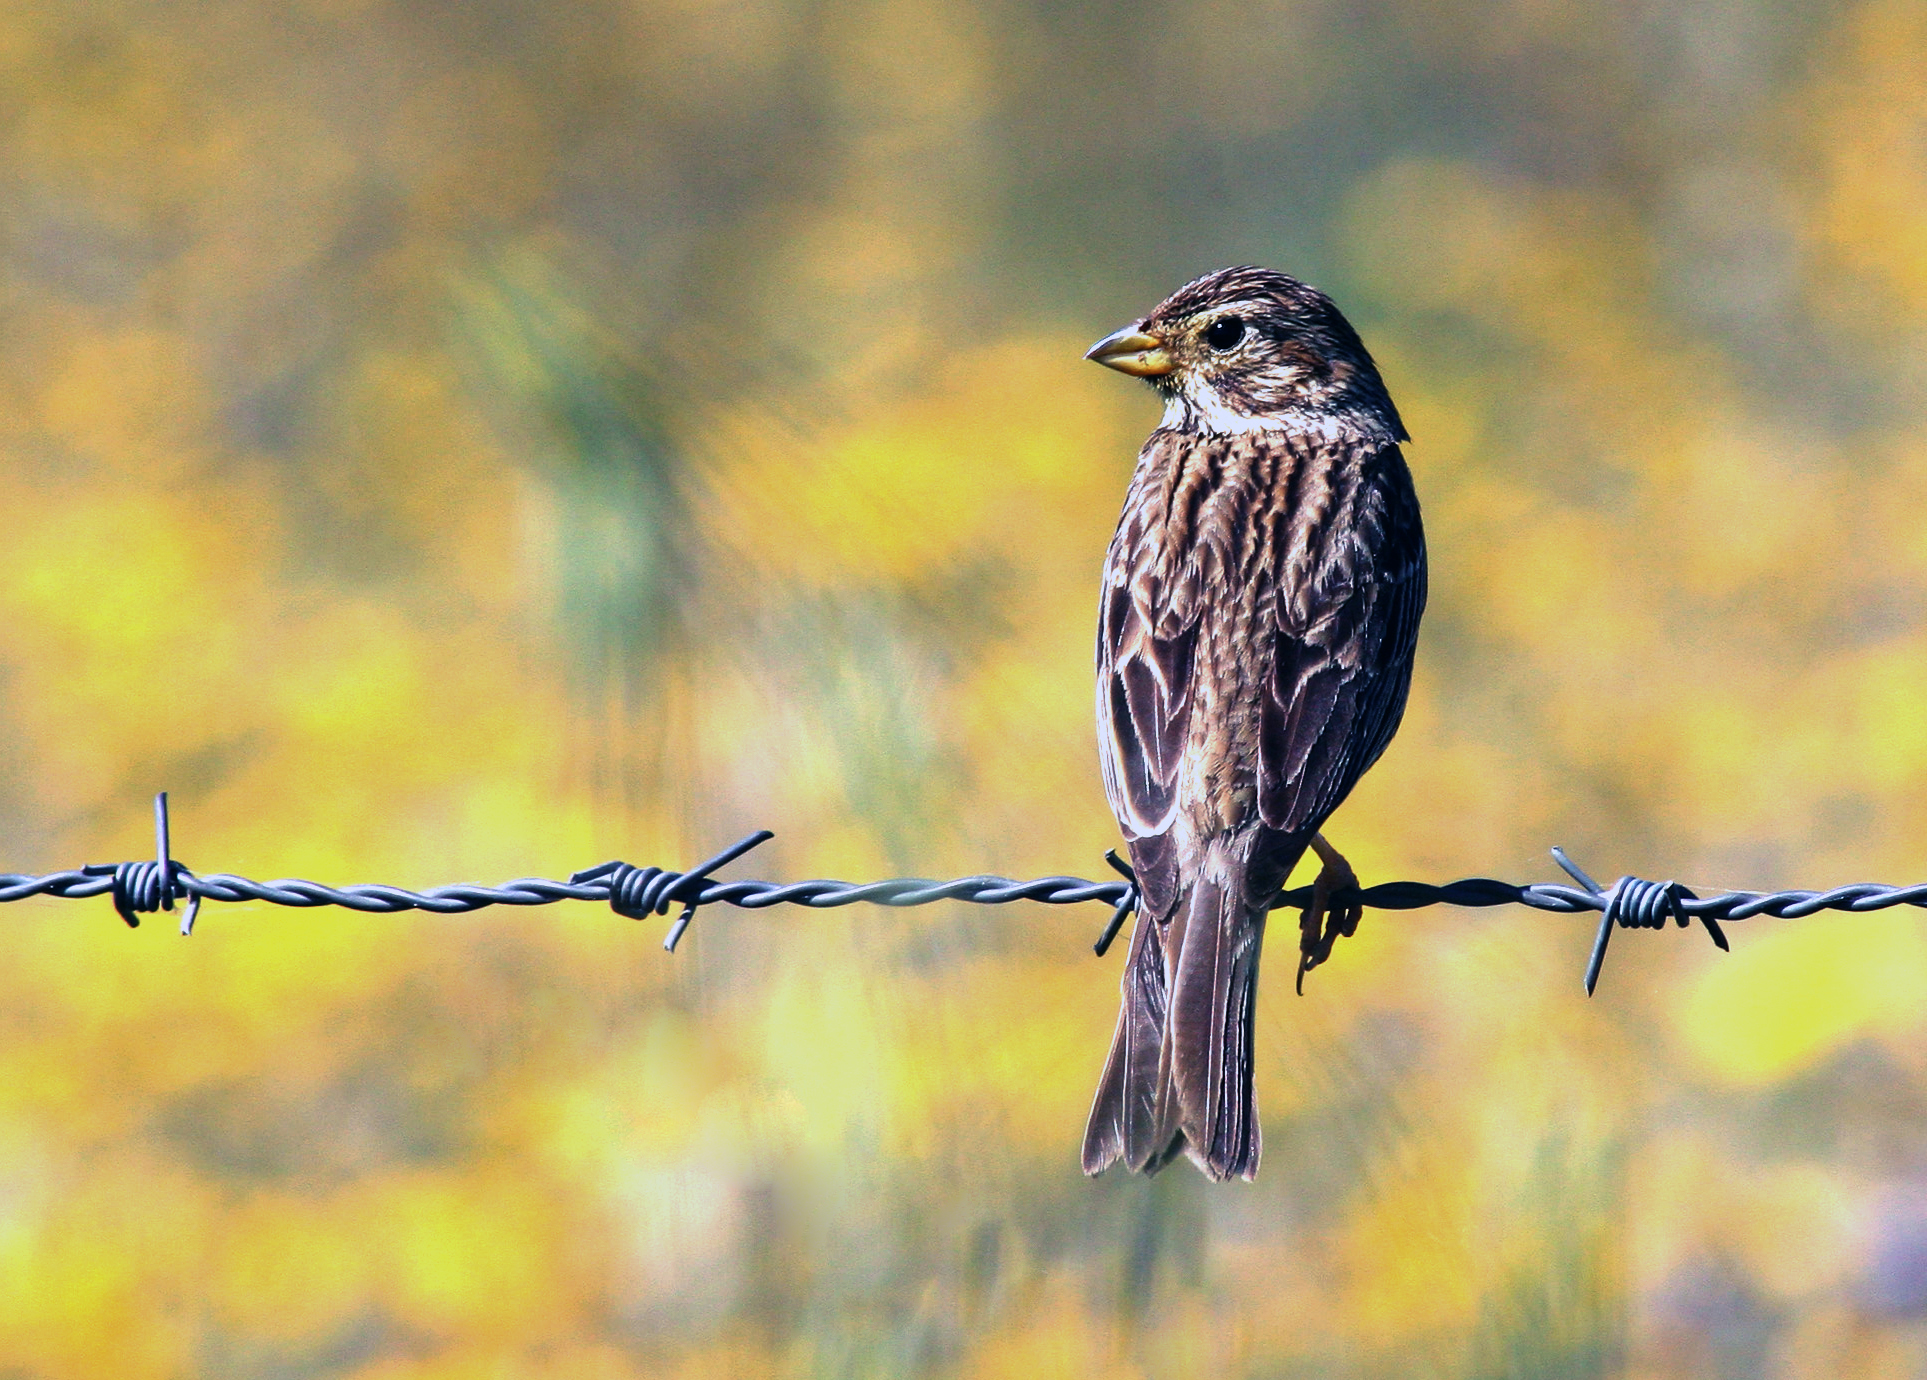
[8,795,1927,992]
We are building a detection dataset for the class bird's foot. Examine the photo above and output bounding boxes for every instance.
[1296,834,1363,994]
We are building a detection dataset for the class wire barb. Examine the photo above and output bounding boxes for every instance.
[574,830,776,951]
[1552,847,1729,996]
[80,793,201,934]
[1093,850,1137,958]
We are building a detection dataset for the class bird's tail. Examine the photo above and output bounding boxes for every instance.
[1082,835,1275,1181]
[1156,836,1268,1181]
[1081,891,1169,1176]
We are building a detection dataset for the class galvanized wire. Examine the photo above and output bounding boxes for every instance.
[9,795,1927,994]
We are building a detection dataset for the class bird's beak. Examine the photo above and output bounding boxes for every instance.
[1085,324,1174,377]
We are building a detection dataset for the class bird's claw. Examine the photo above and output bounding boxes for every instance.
[1296,835,1363,995]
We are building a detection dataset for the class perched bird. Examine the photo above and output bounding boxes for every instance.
[1080,267,1425,1182]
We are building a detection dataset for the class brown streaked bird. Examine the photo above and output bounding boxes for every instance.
[1081,266,1425,1182]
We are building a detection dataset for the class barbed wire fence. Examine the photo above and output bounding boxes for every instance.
[8,793,1926,995]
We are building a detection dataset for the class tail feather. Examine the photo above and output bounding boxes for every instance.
[1081,904,1168,1174]
[1084,835,1281,1181]
[1156,845,1266,1181]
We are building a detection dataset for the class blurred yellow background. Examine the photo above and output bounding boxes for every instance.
[3,0,1927,1374]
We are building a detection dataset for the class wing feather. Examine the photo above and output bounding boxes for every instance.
[1096,437,1198,851]
[1258,444,1426,834]
[1099,436,1423,866]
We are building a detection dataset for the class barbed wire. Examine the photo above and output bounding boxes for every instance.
[7,795,1926,994]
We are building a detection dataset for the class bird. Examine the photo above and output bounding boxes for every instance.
[1080,266,1425,1182]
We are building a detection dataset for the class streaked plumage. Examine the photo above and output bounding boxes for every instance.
[1081,267,1425,1181]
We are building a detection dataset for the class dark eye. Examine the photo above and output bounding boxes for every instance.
[1204,316,1246,351]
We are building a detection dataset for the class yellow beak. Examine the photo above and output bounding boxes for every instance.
[1085,324,1174,378]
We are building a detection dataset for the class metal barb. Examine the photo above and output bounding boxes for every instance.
[660,830,776,952]
[1550,849,1617,997]
[1551,846,1603,895]
[155,792,202,937]
[154,792,170,907]
[1557,846,1730,996]
[1092,849,1137,957]
[86,791,200,932]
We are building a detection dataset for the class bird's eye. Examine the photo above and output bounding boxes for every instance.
[1205,316,1246,351]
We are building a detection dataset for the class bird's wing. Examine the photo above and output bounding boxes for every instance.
[1096,438,1196,917]
[1258,443,1426,834]
[1097,486,1192,828]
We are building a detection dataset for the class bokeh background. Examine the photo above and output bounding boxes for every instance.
[2,0,1927,1374]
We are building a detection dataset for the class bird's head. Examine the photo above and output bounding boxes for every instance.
[1085,266,1406,441]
